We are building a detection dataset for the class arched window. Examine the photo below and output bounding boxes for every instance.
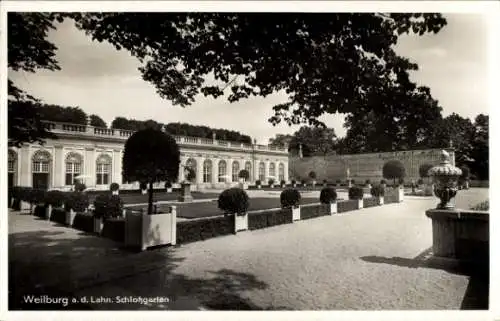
[203,159,212,183]
[245,161,252,180]
[258,161,265,182]
[65,152,83,185]
[218,160,227,182]
[279,163,285,181]
[269,163,276,179]
[8,149,17,188]
[232,161,240,182]
[185,158,197,182]
[96,154,112,185]
[32,150,52,190]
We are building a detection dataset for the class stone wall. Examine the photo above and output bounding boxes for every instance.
[289,148,455,183]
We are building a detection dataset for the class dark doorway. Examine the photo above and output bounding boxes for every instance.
[8,173,14,188]
[33,173,49,190]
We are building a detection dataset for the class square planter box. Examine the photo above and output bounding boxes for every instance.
[378,196,384,205]
[93,217,104,234]
[65,210,77,226]
[397,188,404,202]
[20,201,31,211]
[45,205,53,220]
[329,202,337,214]
[292,206,300,221]
[234,213,248,232]
[166,188,173,193]
[357,199,364,209]
[239,182,248,190]
[125,206,177,251]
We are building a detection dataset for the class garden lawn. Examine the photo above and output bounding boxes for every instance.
[88,191,220,205]
[127,197,323,219]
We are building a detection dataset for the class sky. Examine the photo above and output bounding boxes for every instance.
[9,13,490,144]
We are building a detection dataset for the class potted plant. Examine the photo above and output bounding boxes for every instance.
[165,181,173,193]
[348,186,364,209]
[110,182,120,195]
[291,179,297,188]
[255,180,262,189]
[320,187,338,214]
[280,188,301,221]
[268,178,275,188]
[218,187,250,233]
[301,179,306,187]
[238,169,250,190]
[280,179,286,188]
[309,171,317,187]
[64,192,90,226]
[122,127,180,250]
[365,179,371,188]
[460,166,470,190]
[417,178,424,189]
[370,184,385,205]
[336,179,341,187]
[74,182,86,192]
[44,190,66,220]
[139,182,148,195]
[383,160,406,188]
[323,179,328,187]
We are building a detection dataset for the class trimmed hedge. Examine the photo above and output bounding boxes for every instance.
[101,218,125,242]
[337,200,359,213]
[248,208,293,230]
[363,197,379,208]
[300,204,330,220]
[176,215,235,244]
[72,212,94,233]
[49,208,67,225]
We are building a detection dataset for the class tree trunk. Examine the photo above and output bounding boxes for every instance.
[147,181,154,215]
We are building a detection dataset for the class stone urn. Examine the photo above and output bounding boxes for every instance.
[428,150,462,209]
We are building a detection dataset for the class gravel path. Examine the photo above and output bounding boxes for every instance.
[73,189,488,310]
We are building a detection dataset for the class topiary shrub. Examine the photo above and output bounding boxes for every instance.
[74,182,86,192]
[94,193,124,219]
[27,188,46,206]
[323,179,328,184]
[238,169,250,181]
[218,188,249,215]
[123,127,181,215]
[291,179,297,186]
[65,192,90,213]
[398,178,405,186]
[280,188,301,208]
[255,180,262,186]
[268,178,275,186]
[45,190,67,208]
[301,179,306,186]
[370,185,385,197]
[383,160,406,186]
[139,181,148,191]
[380,179,387,185]
[365,179,371,185]
[417,178,424,185]
[280,179,286,186]
[320,187,337,204]
[348,186,364,200]
[419,163,434,179]
[110,182,120,192]
[309,171,317,180]
[165,181,172,189]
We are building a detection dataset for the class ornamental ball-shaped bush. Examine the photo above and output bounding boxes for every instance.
[268,178,275,185]
[348,186,364,200]
[291,179,297,185]
[238,169,250,180]
[45,190,67,208]
[365,179,371,185]
[320,187,337,204]
[94,193,124,219]
[139,182,148,191]
[419,163,434,179]
[255,180,262,186]
[165,181,172,189]
[417,178,424,185]
[383,160,406,182]
[218,188,250,215]
[28,188,47,205]
[110,182,120,192]
[74,182,86,192]
[380,179,387,185]
[280,180,286,186]
[370,185,385,197]
[301,179,306,185]
[309,171,317,179]
[280,188,301,208]
[65,192,90,213]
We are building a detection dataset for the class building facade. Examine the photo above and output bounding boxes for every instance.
[8,121,290,190]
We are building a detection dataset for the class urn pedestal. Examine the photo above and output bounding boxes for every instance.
[177,183,193,202]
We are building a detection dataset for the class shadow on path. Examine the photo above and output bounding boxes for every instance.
[361,248,489,310]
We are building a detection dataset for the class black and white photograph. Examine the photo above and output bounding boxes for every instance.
[1,0,496,318]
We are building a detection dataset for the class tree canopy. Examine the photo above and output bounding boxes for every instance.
[269,126,337,157]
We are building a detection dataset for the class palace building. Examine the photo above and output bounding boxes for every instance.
[7,121,290,190]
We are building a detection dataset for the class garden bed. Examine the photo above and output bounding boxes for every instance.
[176,215,235,244]
[363,197,379,208]
[299,204,330,220]
[248,208,293,230]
